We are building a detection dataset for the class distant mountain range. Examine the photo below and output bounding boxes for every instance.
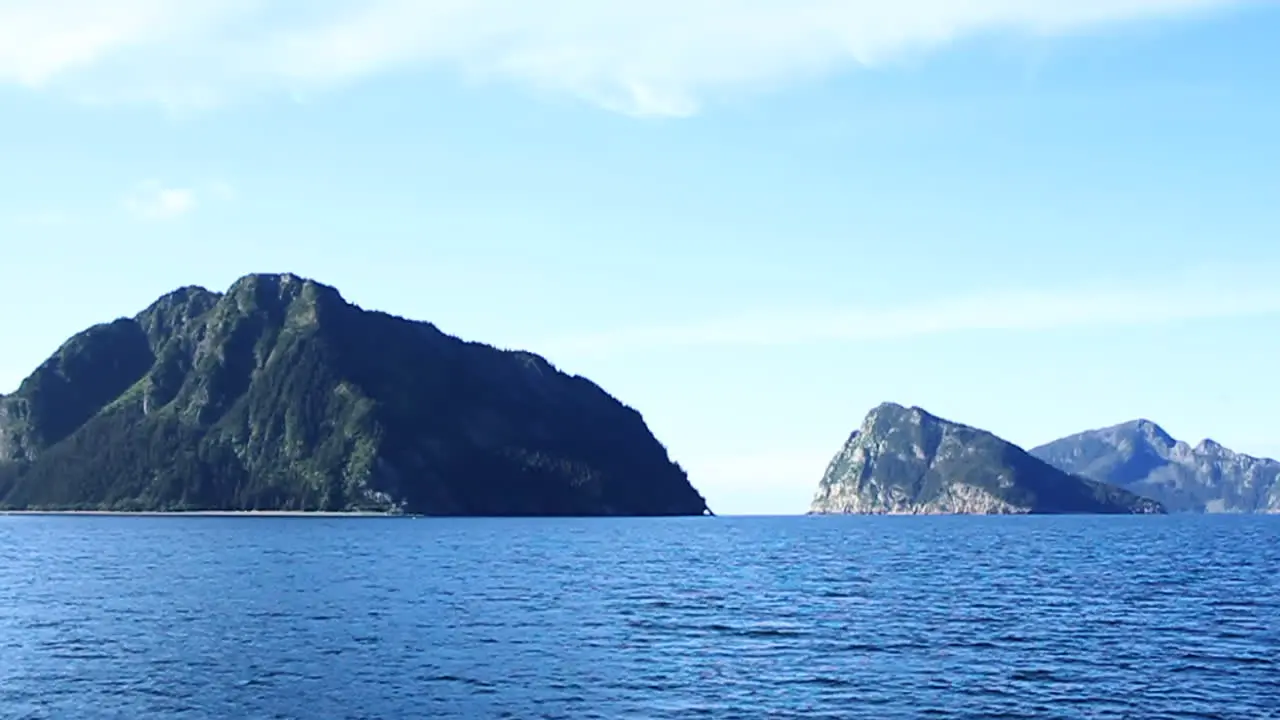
[1030,420,1280,514]
[0,273,710,516]
[809,403,1165,515]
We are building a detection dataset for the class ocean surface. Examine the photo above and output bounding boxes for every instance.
[1,515,1277,719]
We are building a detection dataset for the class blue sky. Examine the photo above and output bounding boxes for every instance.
[1,0,1277,514]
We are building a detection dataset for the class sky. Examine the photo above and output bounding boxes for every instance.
[1,0,1278,515]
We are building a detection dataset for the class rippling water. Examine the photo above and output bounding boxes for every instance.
[1,514,1277,719]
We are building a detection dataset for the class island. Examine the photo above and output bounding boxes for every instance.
[809,402,1165,515]
[0,273,711,516]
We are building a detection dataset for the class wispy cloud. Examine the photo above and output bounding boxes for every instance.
[123,180,197,221]
[0,0,1249,116]
[535,268,1280,357]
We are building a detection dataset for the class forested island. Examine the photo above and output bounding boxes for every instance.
[0,273,710,516]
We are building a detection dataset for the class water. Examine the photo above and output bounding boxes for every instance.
[1,515,1277,719]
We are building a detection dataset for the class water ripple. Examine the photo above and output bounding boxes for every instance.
[0,514,1278,719]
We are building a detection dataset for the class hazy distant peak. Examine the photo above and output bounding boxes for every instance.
[1120,418,1176,447]
[1031,419,1280,513]
[1195,437,1224,453]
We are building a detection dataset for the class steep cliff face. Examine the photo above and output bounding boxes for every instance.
[810,403,1165,515]
[1031,420,1280,513]
[0,273,709,516]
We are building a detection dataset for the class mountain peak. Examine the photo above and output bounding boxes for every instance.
[1118,418,1175,447]
[226,273,344,309]
[1195,437,1223,453]
[136,285,222,339]
[863,401,940,427]
[231,271,308,287]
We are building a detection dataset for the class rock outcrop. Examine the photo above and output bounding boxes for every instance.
[810,403,1165,515]
[0,273,710,516]
[1031,420,1280,513]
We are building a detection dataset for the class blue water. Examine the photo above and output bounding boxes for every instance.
[1,515,1277,719]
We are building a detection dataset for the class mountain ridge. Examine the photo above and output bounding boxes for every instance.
[1031,421,1280,513]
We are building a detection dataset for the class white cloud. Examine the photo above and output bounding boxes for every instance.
[0,0,1250,116]
[534,267,1280,357]
[124,181,197,221]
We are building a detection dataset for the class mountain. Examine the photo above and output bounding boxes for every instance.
[1030,420,1280,513]
[0,273,710,516]
[809,403,1165,515]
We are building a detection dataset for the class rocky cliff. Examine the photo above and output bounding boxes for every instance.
[0,273,710,516]
[1030,420,1280,513]
[810,403,1165,515]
